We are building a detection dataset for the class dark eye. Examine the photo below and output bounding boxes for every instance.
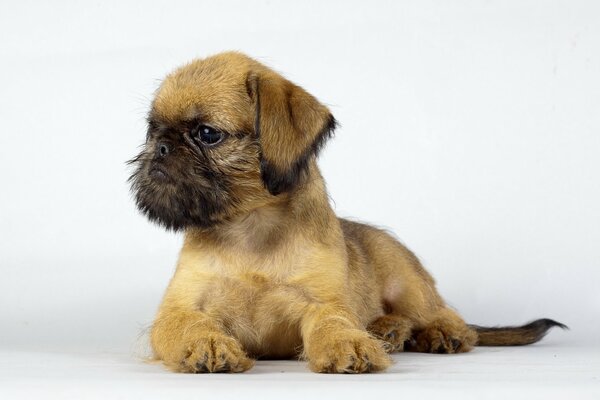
[194,125,223,146]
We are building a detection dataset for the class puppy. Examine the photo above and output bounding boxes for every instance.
[129,52,565,373]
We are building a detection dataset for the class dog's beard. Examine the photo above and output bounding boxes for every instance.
[127,150,234,231]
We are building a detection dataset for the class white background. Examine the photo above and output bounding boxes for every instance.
[1,1,598,398]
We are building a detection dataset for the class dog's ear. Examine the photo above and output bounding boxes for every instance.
[246,70,336,195]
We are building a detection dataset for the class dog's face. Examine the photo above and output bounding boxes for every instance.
[129,52,336,230]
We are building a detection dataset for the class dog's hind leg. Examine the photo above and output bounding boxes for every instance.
[343,219,478,355]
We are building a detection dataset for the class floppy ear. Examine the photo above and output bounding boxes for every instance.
[246,70,336,195]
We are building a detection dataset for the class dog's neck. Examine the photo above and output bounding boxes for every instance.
[185,162,338,253]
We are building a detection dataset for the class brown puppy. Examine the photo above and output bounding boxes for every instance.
[129,52,566,373]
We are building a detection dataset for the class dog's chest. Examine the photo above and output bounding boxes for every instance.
[175,246,313,357]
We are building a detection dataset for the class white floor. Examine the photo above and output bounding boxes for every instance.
[1,340,597,399]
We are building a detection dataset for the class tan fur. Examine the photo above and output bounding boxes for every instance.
[138,52,555,374]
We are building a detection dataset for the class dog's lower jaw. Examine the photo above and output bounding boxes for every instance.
[131,178,230,231]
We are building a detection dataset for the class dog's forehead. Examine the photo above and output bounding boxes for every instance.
[151,52,255,132]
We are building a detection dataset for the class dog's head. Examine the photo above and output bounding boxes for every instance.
[129,52,336,230]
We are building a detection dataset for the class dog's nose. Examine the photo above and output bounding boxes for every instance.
[157,143,170,158]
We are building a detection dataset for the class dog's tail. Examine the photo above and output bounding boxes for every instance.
[469,318,568,346]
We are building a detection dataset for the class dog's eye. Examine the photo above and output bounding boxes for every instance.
[194,125,223,146]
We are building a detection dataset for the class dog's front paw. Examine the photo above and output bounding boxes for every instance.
[167,334,254,373]
[306,329,391,373]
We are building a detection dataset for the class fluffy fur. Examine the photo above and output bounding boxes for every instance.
[129,52,566,373]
